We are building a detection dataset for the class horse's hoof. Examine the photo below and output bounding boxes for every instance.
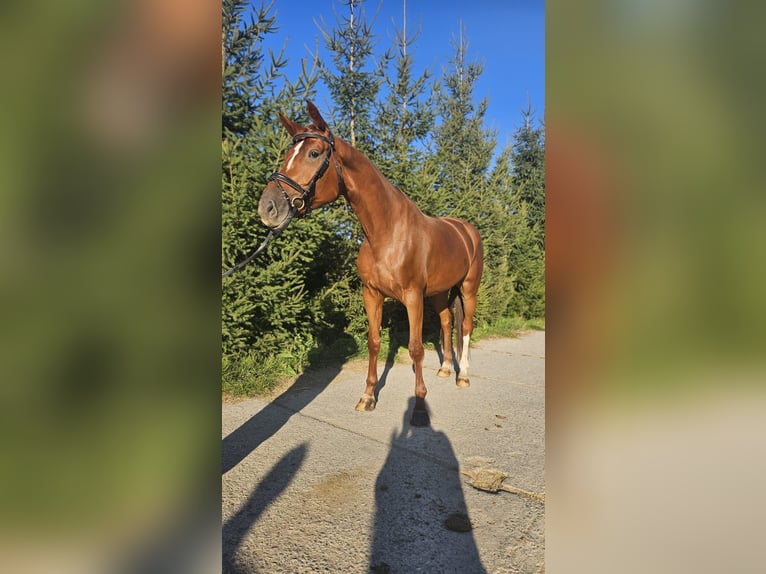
[355,395,376,412]
[437,367,452,378]
[456,377,470,388]
[410,409,430,427]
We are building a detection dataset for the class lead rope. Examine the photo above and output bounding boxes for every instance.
[221,228,279,278]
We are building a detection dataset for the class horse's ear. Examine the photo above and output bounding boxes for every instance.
[279,112,302,136]
[306,100,327,132]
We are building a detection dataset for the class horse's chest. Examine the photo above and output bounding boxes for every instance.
[357,243,424,295]
[359,260,406,292]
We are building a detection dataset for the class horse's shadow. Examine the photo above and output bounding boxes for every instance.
[369,397,487,573]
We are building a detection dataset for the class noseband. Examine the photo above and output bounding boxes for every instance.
[268,130,343,218]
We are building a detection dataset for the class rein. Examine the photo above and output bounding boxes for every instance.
[222,130,342,278]
[221,228,279,278]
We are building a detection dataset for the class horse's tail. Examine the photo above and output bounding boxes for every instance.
[450,286,465,360]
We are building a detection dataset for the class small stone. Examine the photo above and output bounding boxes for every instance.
[444,512,472,532]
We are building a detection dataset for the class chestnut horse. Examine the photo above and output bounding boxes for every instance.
[258,102,483,426]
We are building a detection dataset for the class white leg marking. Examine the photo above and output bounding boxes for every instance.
[459,334,471,376]
[285,140,304,172]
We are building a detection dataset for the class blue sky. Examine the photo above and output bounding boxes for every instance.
[256,0,545,149]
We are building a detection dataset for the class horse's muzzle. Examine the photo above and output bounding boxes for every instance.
[258,184,293,231]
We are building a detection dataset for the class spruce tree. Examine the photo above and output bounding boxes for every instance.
[490,104,545,320]
[373,0,437,214]
[223,1,358,393]
[511,101,545,246]
[476,144,517,320]
[316,0,387,154]
[314,0,389,251]
[432,21,496,220]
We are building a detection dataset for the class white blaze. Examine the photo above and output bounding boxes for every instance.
[285,140,304,172]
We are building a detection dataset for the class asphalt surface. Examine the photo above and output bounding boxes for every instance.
[222,330,545,574]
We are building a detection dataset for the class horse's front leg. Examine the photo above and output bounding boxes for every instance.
[404,290,429,426]
[356,285,383,412]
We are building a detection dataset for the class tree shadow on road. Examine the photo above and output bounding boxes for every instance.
[222,358,346,475]
[369,397,487,573]
[222,443,308,574]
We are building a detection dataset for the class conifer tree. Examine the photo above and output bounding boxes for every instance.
[504,197,545,319]
[374,0,437,213]
[314,0,389,250]
[432,21,496,220]
[223,1,360,392]
[485,107,545,320]
[476,144,517,320]
[316,0,387,154]
[511,101,545,246]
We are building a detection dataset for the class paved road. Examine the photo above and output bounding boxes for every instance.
[222,331,545,574]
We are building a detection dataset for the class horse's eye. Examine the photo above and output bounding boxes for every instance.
[309,149,320,159]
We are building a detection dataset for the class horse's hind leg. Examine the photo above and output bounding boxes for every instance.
[457,255,483,387]
[356,285,383,412]
[456,292,476,387]
[432,291,454,377]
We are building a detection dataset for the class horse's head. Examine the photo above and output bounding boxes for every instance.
[258,101,343,232]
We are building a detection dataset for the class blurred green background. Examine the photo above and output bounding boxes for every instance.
[548,0,766,399]
[547,1,766,572]
[0,0,220,571]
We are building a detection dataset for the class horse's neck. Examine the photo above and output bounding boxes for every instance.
[337,140,418,242]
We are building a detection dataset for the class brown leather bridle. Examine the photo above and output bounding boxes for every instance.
[268,130,343,218]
